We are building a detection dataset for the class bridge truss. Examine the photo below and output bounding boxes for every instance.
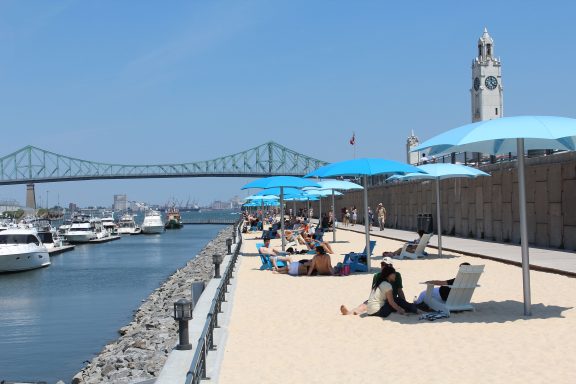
[0,142,328,185]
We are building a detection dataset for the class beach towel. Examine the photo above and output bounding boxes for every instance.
[418,311,450,321]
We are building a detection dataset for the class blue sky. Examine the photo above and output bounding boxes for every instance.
[1,0,575,207]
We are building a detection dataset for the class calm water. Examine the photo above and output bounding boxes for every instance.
[0,215,231,383]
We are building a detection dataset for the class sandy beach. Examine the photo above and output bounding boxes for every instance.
[218,228,576,383]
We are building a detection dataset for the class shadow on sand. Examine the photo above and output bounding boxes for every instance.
[373,300,572,324]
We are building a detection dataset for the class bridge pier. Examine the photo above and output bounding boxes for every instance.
[26,183,37,209]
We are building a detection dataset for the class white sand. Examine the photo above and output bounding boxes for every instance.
[218,229,576,384]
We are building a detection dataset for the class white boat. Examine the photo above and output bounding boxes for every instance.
[0,228,50,272]
[101,212,118,235]
[33,219,64,251]
[117,214,141,235]
[141,210,164,234]
[65,216,97,243]
[92,219,111,240]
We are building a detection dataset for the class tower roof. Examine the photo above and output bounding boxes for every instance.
[478,27,494,45]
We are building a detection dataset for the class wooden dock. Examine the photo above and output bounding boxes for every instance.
[48,244,76,255]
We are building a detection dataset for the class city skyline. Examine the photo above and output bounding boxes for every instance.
[1,1,575,206]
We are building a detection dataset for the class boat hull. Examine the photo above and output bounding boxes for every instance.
[164,220,183,230]
[65,232,95,243]
[141,225,164,234]
[0,249,51,272]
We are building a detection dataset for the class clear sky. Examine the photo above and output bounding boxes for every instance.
[1,0,575,207]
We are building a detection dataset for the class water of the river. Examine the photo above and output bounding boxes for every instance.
[0,214,232,383]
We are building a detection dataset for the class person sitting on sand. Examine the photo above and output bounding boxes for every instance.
[260,237,293,270]
[341,256,406,315]
[307,246,335,276]
[362,266,418,317]
[413,262,471,309]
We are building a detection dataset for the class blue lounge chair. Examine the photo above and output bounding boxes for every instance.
[343,240,376,273]
[256,243,286,270]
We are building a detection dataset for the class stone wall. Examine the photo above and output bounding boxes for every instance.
[71,226,233,384]
[306,152,576,251]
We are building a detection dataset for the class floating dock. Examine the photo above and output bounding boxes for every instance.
[48,244,75,255]
[88,235,121,243]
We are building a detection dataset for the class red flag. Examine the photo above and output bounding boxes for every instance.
[349,133,355,145]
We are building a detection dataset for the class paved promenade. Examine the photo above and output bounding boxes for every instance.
[217,228,576,384]
[339,223,576,276]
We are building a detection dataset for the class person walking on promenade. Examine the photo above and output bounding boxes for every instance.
[377,203,387,231]
[368,206,374,230]
[351,206,358,225]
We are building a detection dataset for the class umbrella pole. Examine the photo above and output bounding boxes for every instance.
[319,196,322,228]
[517,138,532,316]
[280,187,285,252]
[363,176,371,271]
[332,190,336,243]
[436,178,443,257]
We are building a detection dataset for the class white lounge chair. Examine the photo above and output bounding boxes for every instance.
[398,233,433,259]
[423,264,485,314]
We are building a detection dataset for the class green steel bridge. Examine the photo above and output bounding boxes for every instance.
[0,142,327,185]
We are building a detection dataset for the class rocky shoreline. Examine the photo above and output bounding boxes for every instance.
[71,226,234,384]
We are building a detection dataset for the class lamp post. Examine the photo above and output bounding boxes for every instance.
[213,253,224,278]
[173,298,193,350]
[232,227,237,243]
[226,238,232,255]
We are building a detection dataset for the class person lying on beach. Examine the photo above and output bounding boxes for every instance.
[340,257,406,315]
[362,266,418,318]
[385,230,426,256]
[260,237,293,270]
[275,259,311,276]
[307,246,335,276]
[413,262,471,309]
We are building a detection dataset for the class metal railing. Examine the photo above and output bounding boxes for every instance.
[185,220,243,384]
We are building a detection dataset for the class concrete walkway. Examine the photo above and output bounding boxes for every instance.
[336,223,576,276]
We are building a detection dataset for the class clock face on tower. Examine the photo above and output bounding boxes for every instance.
[474,77,480,91]
[485,76,498,90]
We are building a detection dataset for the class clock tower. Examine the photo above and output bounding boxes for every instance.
[471,28,503,122]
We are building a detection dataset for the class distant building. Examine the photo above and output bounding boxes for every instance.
[0,199,21,213]
[471,28,503,122]
[406,130,420,165]
[69,202,78,212]
[114,194,128,211]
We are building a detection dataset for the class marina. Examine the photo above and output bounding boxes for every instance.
[0,222,227,383]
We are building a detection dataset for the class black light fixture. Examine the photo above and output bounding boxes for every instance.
[226,238,232,255]
[232,229,237,243]
[213,253,224,278]
[173,298,193,350]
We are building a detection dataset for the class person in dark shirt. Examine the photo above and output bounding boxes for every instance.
[340,257,407,315]
[413,262,471,307]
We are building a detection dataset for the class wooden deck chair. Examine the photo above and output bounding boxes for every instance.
[398,233,433,259]
[423,264,485,314]
[343,240,376,273]
[256,243,286,270]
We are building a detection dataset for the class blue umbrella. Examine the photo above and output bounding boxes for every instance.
[315,179,363,242]
[388,164,489,257]
[306,159,424,270]
[242,176,321,250]
[412,115,576,316]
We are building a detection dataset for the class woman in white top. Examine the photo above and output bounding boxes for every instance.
[366,266,417,318]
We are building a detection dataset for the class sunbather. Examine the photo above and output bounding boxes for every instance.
[260,237,293,270]
[275,259,311,276]
[340,257,406,315]
[302,232,334,254]
[385,230,426,256]
[307,246,335,276]
[413,262,471,308]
